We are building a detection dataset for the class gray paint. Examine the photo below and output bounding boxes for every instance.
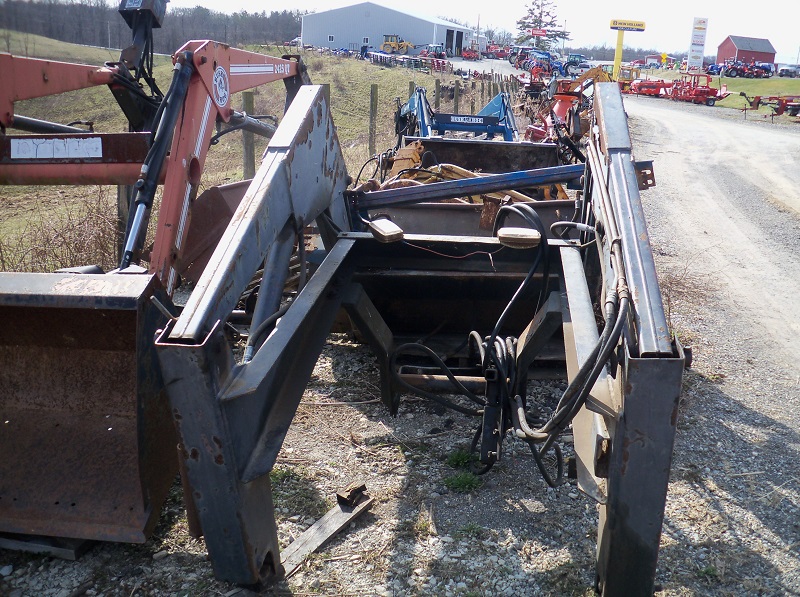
[301,1,472,54]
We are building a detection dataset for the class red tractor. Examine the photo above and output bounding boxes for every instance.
[420,43,447,59]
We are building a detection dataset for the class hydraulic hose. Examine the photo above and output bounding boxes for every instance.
[120,52,194,270]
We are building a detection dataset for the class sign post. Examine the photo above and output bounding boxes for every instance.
[610,19,645,79]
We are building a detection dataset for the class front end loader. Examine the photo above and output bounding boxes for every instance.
[0,1,312,548]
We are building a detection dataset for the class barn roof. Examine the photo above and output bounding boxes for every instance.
[305,2,472,32]
[725,36,776,54]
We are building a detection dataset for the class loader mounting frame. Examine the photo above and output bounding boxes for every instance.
[155,83,683,596]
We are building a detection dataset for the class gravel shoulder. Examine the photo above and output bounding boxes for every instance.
[2,94,800,597]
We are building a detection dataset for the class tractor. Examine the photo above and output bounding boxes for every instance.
[420,43,447,59]
[381,34,414,54]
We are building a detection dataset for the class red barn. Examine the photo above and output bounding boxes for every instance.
[716,35,776,64]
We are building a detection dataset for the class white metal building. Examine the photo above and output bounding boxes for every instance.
[301,2,473,56]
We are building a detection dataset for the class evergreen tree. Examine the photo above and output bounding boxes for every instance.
[515,0,567,52]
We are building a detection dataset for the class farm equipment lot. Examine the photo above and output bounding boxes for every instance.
[2,37,800,596]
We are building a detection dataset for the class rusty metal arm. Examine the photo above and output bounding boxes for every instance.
[154,84,352,585]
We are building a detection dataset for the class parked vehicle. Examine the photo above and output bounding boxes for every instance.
[507,45,533,64]
[482,44,509,59]
[757,63,774,77]
[779,65,798,77]
[381,34,414,54]
[420,43,446,59]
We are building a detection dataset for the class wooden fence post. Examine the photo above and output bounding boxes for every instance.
[454,80,460,114]
[435,78,441,111]
[369,83,378,156]
[242,91,255,179]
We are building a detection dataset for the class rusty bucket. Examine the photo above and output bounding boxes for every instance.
[0,272,177,543]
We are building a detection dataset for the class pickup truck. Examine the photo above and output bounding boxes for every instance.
[778,65,798,78]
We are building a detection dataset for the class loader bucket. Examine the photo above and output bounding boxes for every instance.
[0,272,177,543]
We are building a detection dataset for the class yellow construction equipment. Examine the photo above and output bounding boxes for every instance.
[381,34,414,54]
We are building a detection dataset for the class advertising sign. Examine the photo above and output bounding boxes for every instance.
[529,29,547,37]
[687,17,708,70]
[610,20,645,32]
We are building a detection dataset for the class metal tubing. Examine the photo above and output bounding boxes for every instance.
[9,115,87,134]
[593,84,672,357]
[246,223,295,348]
[350,164,584,210]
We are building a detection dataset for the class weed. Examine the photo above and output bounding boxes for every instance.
[446,449,475,469]
[455,522,485,539]
[697,565,719,580]
[443,472,481,493]
[0,187,119,272]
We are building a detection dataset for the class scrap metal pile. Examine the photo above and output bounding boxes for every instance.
[0,3,684,595]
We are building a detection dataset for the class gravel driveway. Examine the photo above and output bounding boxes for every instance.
[2,93,799,597]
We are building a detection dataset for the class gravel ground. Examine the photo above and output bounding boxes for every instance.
[2,94,800,597]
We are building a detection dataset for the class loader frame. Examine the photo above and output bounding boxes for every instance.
[155,83,683,595]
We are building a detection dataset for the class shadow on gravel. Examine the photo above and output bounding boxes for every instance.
[323,336,600,595]
[656,368,800,596]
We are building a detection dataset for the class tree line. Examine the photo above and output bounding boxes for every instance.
[0,0,303,53]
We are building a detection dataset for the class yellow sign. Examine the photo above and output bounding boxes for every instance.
[610,19,646,32]
[661,52,668,63]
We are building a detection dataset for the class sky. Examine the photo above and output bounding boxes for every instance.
[164,0,800,64]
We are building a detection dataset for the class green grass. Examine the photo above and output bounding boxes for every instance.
[443,471,482,493]
[446,448,476,469]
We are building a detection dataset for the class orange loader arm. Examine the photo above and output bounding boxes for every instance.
[142,41,305,294]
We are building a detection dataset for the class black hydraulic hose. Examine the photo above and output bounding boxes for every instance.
[525,438,564,487]
[537,295,629,457]
[120,52,194,270]
[489,203,549,347]
[539,290,618,435]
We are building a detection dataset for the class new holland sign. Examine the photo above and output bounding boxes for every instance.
[610,20,645,32]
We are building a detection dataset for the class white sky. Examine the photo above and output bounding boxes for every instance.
[165,0,800,64]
